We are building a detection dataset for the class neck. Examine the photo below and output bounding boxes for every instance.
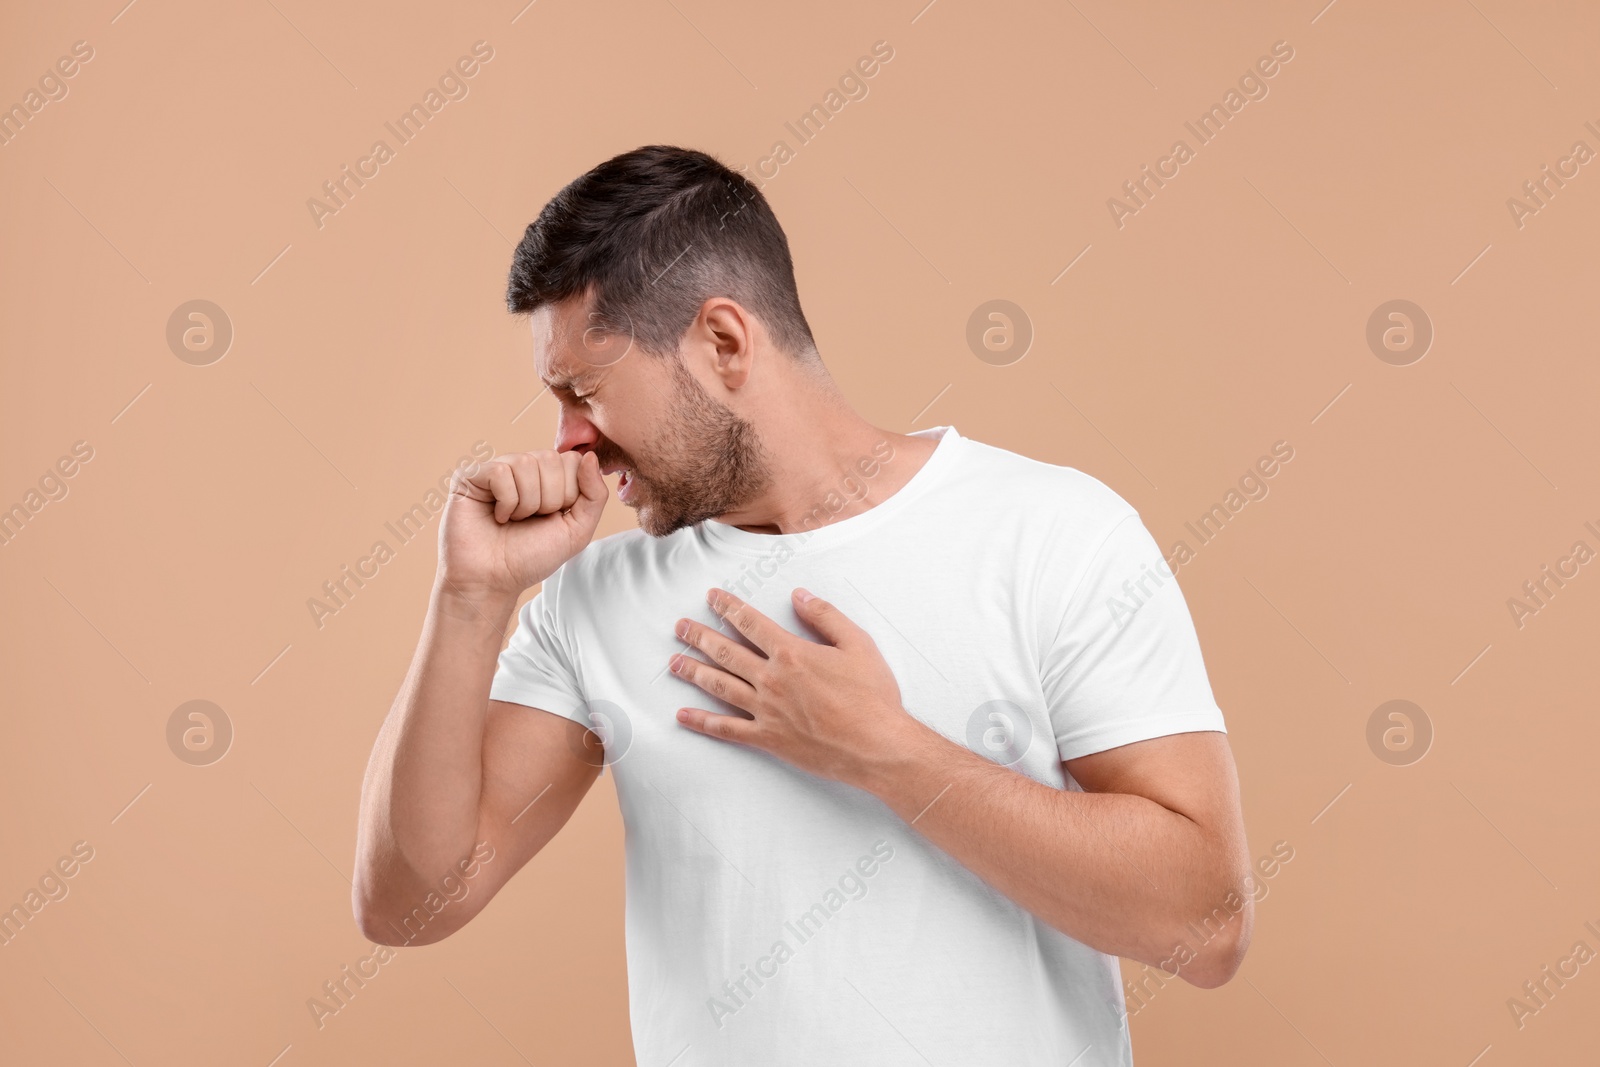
[716,386,941,535]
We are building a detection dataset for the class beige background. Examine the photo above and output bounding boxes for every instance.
[3,0,1597,1063]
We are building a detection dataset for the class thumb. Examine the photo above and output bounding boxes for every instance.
[565,451,608,533]
[793,588,861,647]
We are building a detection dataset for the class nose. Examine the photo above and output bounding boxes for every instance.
[554,405,601,456]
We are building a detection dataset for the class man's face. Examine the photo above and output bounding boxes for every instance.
[532,297,771,537]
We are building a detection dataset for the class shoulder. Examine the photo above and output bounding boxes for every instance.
[952,433,1140,535]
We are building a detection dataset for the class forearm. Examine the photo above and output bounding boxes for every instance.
[857,718,1250,984]
[355,581,517,907]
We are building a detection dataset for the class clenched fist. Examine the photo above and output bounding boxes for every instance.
[437,449,607,605]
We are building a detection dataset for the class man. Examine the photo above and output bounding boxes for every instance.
[354,145,1253,1065]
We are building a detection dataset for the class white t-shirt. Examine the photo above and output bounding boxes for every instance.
[490,424,1226,1066]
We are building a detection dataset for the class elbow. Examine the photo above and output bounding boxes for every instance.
[351,844,429,947]
[352,878,469,948]
[1183,933,1248,988]
[355,899,443,947]
[356,908,406,947]
[350,835,499,948]
[352,874,416,947]
[1177,905,1253,989]
[1166,846,1258,989]
[353,892,407,947]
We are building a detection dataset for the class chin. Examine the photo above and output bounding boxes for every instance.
[637,505,694,539]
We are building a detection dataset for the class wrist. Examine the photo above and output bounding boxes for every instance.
[843,706,948,796]
[430,578,519,630]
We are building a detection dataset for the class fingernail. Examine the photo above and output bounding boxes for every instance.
[795,588,814,604]
[675,619,690,639]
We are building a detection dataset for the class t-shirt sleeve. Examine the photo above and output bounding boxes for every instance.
[1039,510,1227,762]
[488,564,588,723]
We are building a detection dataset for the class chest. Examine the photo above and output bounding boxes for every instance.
[565,548,1067,792]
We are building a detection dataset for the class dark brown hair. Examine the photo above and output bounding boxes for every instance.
[506,145,817,359]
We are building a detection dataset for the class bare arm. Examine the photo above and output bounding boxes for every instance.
[353,448,609,946]
[858,726,1253,987]
[352,585,600,946]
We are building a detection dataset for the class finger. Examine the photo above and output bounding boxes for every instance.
[669,652,758,713]
[675,707,760,746]
[507,456,544,521]
[793,588,867,648]
[707,590,785,657]
[532,451,571,517]
[454,460,498,503]
[560,450,581,507]
[677,618,765,684]
[472,459,520,524]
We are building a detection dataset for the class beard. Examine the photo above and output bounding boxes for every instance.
[599,358,772,537]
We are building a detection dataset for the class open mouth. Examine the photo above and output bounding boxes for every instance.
[603,463,637,503]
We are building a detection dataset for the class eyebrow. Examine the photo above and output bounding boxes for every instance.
[541,369,599,392]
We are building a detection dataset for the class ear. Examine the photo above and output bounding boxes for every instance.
[697,298,756,390]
